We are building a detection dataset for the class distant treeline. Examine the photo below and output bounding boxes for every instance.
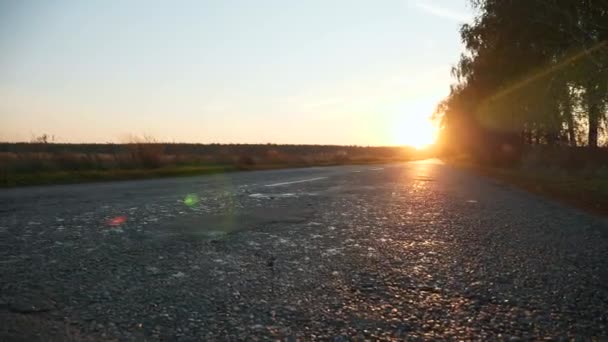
[0,142,413,157]
[0,142,419,175]
[435,0,608,166]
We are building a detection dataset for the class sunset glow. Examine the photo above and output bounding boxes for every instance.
[392,114,438,149]
[0,1,466,145]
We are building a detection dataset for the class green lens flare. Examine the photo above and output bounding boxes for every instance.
[184,193,199,207]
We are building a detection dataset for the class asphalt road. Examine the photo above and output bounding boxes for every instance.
[1,160,607,340]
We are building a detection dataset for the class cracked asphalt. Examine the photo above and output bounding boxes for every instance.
[1,160,607,340]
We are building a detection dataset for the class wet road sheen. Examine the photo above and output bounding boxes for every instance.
[1,160,607,340]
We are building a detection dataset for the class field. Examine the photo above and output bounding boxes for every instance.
[0,142,425,187]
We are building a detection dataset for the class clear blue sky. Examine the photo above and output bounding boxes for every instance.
[0,0,473,145]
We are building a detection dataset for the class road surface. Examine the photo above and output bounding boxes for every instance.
[1,160,607,340]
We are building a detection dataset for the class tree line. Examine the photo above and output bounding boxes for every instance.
[435,0,608,164]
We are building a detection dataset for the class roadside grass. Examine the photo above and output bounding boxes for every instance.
[0,159,410,187]
[0,165,233,187]
[450,156,608,216]
[0,142,427,187]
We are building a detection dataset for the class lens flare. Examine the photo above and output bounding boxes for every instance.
[184,193,200,207]
[108,215,127,226]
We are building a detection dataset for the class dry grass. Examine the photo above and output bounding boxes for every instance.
[0,143,423,186]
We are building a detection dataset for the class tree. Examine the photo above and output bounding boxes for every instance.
[436,0,608,159]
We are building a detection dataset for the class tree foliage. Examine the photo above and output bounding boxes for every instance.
[436,0,608,164]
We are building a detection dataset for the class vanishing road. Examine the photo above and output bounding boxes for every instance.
[1,160,607,340]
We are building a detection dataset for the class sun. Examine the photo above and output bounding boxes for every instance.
[392,114,437,149]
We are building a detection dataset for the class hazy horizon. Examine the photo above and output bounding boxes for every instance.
[1,0,473,147]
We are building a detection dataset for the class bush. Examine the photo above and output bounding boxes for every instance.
[235,155,255,170]
[127,143,165,168]
[519,146,608,175]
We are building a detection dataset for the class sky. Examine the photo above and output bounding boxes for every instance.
[0,0,474,146]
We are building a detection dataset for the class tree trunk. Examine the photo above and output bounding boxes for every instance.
[523,128,532,145]
[566,118,576,146]
[562,93,577,146]
[585,66,607,148]
[588,102,599,148]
